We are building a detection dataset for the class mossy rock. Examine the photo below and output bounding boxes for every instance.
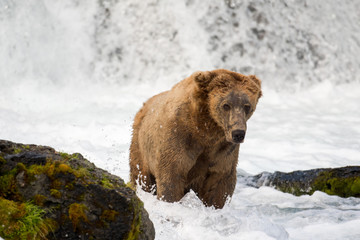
[312,167,360,197]
[0,140,155,240]
[250,166,360,198]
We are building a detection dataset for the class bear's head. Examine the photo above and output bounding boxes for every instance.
[193,69,262,144]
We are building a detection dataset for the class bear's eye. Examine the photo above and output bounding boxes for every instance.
[244,104,251,114]
[223,104,231,111]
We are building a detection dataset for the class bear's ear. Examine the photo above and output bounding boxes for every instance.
[249,75,263,98]
[193,71,215,91]
[249,75,261,87]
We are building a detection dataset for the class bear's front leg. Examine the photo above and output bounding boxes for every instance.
[153,130,203,202]
[155,150,199,202]
[199,171,237,209]
[156,173,187,202]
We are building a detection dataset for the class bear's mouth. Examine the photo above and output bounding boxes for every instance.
[232,138,244,144]
[230,138,244,144]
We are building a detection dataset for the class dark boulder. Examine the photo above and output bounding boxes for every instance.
[0,140,155,240]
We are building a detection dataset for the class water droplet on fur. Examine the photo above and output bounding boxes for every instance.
[160,125,163,129]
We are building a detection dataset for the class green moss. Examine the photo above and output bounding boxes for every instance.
[48,162,72,177]
[0,174,15,196]
[18,160,90,192]
[0,169,21,200]
[0,198,56,239]
[0,164,33,200]
[68,203,88,231]
[65,182,74,190]
[58,163,72,173]
[100,210,119,222]
[16,161,76,186]
[51,179,62,189]
[101,176,114,189]
[0,155,6,165]
[73,167,90,178]
[59,152,80,160]
[13,154,91,187]
[13,148,22,154]
[21,161,56,182]
[33,195,47,206]
[351,178,360,193]
[45,162,55,178]
[126,181,136,191]
[16,163,27,172]
[50,189,62,199]
[14,145,31,154]
[59,152,71,160]
[275,182,311,197]
[126,198,143,240]
[46,161,83,178]
[48,161,89,179]
[313,171,360,197]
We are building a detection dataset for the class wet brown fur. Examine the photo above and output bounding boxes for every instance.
[129,69,262,208]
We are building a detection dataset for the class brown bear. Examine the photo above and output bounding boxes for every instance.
[129,69,262,209]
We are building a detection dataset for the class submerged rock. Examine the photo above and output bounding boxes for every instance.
[0,140,155,240]
[246,166,360,198]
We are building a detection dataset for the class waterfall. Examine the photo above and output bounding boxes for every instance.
[1,0,359,90]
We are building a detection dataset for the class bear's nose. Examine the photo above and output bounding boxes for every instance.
[232,130,245,143]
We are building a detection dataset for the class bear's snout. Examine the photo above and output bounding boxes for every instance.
[231,130,246,143]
